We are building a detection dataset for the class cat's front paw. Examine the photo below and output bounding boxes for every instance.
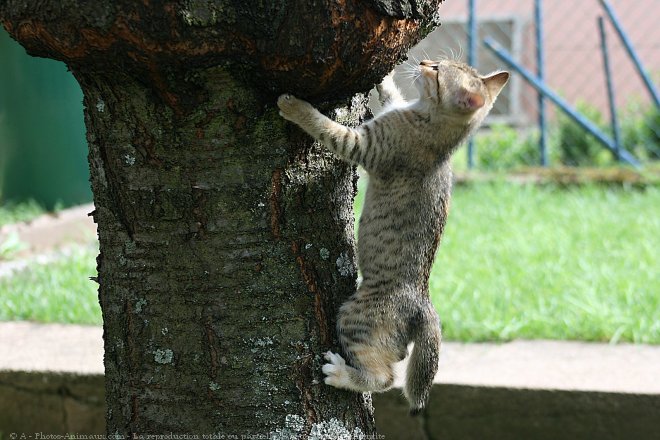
[277,93,312,123]
[376,73,396,98]
[322,351,351,389]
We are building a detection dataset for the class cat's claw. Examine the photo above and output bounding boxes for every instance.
[277,93,295,109]
[322,351,350,388]
[277,93,293,103]
[277,93,298,120]
[277,93,315,123]
[277,94,288,116]
[323,351,345,365]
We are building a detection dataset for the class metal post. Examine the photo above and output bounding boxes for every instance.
[467,0,477,169]
[483,38,639,167]
[535,0,548,166]
[598,16,623,161]
[599,0,660,108]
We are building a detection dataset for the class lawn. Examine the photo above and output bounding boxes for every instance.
[426,182,659,343]
[1,179,659,343]
[354,178,660,344]
[0,199,45,226]
[0,245,100,325]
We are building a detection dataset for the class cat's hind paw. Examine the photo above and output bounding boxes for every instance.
[322,351,351,389]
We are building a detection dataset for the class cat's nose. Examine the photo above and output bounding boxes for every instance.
[420,60,439,70]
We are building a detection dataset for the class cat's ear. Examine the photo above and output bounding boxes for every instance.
[462,91,485,111]
[482,71,510,98]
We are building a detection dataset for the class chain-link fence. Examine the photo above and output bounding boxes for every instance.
[385,0,659,170]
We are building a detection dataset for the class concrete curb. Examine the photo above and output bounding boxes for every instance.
[0,371,105,434]
[1,322,659,438]
[374,385,660,440]
[0,322,105,433]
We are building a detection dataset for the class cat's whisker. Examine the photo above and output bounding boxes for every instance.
[402,57,418,67]
[402,75,418,86]
[401,72,418,80]
[421,49,433,62]
[400,68,420,82]
[407,72,421,89]
[402,61,418,72]
[401,60,421,76]
[404,63,421,73]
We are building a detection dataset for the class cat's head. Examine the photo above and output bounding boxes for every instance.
[416,59,509,121]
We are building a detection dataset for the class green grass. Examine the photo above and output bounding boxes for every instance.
[433,183,659,343]
[0,245,101,325]
[1,180,659,343]
[355,178,660,344]
[0,200,46,227]
[0,200,47,260]
[0,200,99,324]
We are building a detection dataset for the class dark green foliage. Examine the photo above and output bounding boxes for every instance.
[469,102,659,170]
[475,124,539,170]
[556,101,611,166]
[622,105,660,161]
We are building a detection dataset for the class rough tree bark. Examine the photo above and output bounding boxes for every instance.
[0,1,442,435]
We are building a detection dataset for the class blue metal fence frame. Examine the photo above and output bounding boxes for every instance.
[599,0,660,108]
[597,16,623,162]
[535,0,548,166]
[484,38,640,167]
[466,0,478,169]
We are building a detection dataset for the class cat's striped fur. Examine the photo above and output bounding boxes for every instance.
[278,60,509,414]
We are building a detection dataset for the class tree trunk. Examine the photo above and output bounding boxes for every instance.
[1,1,441,435]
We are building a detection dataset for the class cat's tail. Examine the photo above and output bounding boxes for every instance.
[405,305,441,416]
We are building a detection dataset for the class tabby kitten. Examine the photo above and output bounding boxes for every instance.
[278,60,509,414]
